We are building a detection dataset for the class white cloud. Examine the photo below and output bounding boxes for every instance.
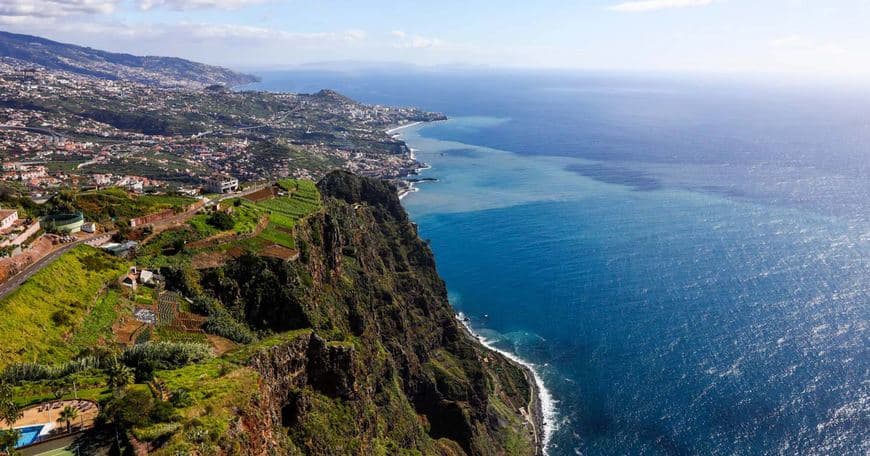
[0,0,118,18]
[771,34,803,48]
[176,23,367,45]
[344,29,367,42]
[608,0,715,13]
[391,30,444,49]
[0,16,371,66]
[136,0,269,11]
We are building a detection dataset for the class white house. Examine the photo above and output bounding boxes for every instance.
[204,175,239,194]
[0,209,18,232]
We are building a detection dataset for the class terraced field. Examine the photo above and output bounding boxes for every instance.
[234,179,321,250]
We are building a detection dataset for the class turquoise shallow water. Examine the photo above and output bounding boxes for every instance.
[250,71,869,455]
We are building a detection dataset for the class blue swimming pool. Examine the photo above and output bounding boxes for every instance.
[15,425,44,447]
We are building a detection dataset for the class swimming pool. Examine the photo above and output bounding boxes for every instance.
[15,425,44,447]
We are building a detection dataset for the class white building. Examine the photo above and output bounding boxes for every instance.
[0,209,18,232]
[204,175,239,194]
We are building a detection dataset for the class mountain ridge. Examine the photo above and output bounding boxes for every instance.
[0,30,258,88]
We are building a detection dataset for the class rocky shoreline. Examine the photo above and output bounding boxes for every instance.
[455,316,547,455]
[389,119,548,454]
[386,120,441,199]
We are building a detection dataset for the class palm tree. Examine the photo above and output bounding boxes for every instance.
[0,382,23,430]
[49,380,67,401]
[57,406,78,434]
[0,383,21,456]
[105,361,134,392]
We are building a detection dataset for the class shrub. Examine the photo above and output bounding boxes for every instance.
[1,356,101,383]
[170,388,193,408]
[150,400,178,423]
[160,266,203,298]
[105,389,154,428]
[191,297,255,344]
[203,315,254,344]
[134,359,157,383]
[207,211,234,231]
[121,342,213,370]
[133,422,181,441]
[51,310,73,326]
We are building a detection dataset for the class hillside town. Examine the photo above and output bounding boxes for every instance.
[0,57,444,302]
[0,58,444,202]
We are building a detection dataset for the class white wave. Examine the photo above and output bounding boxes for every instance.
[455,315,559,454]
[385,121,423,135]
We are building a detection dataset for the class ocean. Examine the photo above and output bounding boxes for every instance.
[247,69,869,455]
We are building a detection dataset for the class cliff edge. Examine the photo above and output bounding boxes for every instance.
[156,171,542,455]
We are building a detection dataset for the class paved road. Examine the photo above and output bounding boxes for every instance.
[0,124,65,142]
[0,184,273,301]
[0,234,111,301]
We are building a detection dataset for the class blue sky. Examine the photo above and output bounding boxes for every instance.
[2,0,869,77]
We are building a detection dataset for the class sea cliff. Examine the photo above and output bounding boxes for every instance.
[156,171,542,454]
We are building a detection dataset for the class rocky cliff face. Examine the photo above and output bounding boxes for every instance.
[205,171,540,455]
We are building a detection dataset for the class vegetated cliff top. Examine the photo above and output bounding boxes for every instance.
[0,30,258,88]
[148,172,541,454]
[0,172,540,455]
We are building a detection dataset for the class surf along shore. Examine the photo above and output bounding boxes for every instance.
[389,120,553,455]
[386,121,437,199]
[456,314,553,455]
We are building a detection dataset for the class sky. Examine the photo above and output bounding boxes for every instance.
[2,0,870,78]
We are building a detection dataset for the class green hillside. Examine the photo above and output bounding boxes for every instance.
[0,245,129,367]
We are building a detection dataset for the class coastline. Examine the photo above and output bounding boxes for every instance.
[385,121,423,135]
[386,121,438,200]
[455,314,552,455]
[392,120,553,454]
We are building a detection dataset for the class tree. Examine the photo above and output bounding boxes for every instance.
[207,211,234,230]
[0,429,21,455]
[105,361,134,392]
[104,389,153,429]
[57,406,78,434]
[0,382,23,430]
[0,382,22,456]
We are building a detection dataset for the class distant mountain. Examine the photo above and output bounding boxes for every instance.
[0,30,258,88]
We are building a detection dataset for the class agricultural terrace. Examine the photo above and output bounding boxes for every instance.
[253,178,321,250]
[0,245,129,368]
[74,188,197,223]
[138,179,320,269]
[0,181,327,453]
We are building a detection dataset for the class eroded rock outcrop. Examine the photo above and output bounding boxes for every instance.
[202,171,540,455]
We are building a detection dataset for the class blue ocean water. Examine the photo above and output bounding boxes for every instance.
[249,70,869,455]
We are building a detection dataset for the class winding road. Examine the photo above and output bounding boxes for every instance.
[0,239,86,300]
[0,183,273,301]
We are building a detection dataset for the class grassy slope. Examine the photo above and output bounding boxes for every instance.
[75,188,196,223]
[0,245,130,368]
[151,330,313,454]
